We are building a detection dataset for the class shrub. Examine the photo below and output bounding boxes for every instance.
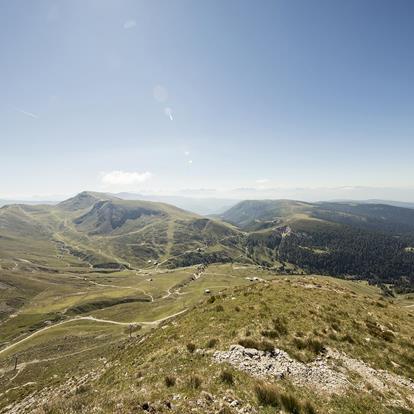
[260,340,275,353]
[293,337,325,354]
[331,322,341,332]
[215,304,224,312]
[206,338,219,348]
[186,343,196,353]
[272,316,288,336]
[239,338,261,349]
[292,337,306,350]
[219,369,234,385]
[235,306,241,312]
[306,338,325,354]
[341,334,355,344]
[164,375,176,387]
[238,338,274,353]
[207,295,216,304]
[74,384,89,395]
[280,392,302,413]
[261,330,280,339]
[381,330,395,342]
[302,401,317,414]
[254,382,280,407]
[188,375,202,389]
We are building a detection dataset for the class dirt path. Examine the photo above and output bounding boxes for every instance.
[70,274,154,302]
[0,309,187,357]
[0,342,116,377]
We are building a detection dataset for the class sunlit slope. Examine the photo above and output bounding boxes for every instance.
[0,192,247,271]
[222,200,414,288]
[2,268,413,414]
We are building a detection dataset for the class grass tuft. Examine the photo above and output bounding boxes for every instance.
[188,375,202,389]
[206,338,219,348]
[164,375,176,387]
[219,369,234,385]
[254,382,281,407]
[186,342,196,353]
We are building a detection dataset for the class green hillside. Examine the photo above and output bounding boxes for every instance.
[1,266,413,413]
[222,200,414,290]
[1,195,414,413]
[0,192,246,271]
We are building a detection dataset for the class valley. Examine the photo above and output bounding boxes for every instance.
[1,193,414,413]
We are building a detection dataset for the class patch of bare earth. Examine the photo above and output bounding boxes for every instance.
[213,345,414,408]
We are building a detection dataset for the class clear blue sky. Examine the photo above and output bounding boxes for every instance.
[1,0,414,199]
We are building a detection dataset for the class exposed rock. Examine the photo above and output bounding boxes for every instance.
[214,344,349,394]
[213,344,414,408]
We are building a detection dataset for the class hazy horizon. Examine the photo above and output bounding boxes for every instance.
[3,185,414,205]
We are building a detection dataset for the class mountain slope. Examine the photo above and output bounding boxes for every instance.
[0,192,247,270]
[58,191,120,212]
[221,199,313,230]
[222,200,414,289]
[2,271,412,414]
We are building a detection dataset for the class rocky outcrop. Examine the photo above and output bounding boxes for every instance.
[213,345,349,394]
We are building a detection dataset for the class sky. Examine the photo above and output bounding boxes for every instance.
[1,0,414,200]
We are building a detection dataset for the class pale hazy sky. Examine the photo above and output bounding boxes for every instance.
[1,0,414,199]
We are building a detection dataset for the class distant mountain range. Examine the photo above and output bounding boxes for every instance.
[1,192,414,289]
[0,199,58,207]
[3,193,413,215]
[114,192,238,215]
[329,199,414,210]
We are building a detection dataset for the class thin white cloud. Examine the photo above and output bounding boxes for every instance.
[123,20,136,29]
[256,178,269,184]
[184,151,190,156]
[101,170,152,186]
[12,106,39,119]
[188,160,193,165]
[164,107,173,121]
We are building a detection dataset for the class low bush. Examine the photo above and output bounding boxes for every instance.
[306,338,325,354]
[340,334,355,344]
[186,343,196,353]
[188,375,202,389]
[255,382,316,413]
[261,329,280,339]
[280,392,302,413]
[219,369,234,385]
[272,316,288,335]
[238,338,274,353]
[302,401,318,414]
[164,375,176,387]
[292,337,325,354]
[206,338,219,348]
[208,295,216,304]
[254,382,281,407]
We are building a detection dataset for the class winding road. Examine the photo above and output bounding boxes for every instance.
[0,309,187,357]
